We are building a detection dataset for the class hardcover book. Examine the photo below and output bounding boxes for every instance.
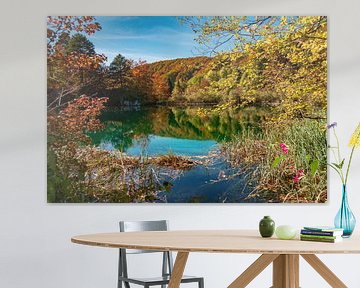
[301,229,343,237]
[303,226,344,232]
[300,236,343,243]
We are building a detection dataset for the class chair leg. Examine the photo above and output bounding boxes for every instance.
[161,252,168,288]
[118,278,130,288]
[198,278,204,288]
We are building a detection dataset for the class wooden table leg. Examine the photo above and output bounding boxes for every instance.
[168,252,189,288]
[272,254,299,288]
[229,253,348,288]
[301,254,347,288]
[228,254,279,288]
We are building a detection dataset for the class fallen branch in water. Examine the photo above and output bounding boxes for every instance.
[150,154,202,170]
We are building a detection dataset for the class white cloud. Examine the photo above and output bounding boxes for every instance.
[95,48,171,64]
[91,27,195,46]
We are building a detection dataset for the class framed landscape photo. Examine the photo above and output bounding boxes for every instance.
[47,16,327,203]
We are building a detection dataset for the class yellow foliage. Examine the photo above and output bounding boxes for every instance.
[349,123,360,148]
[187,16,327,120]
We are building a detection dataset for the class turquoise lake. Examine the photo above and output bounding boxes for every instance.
[89,106,266,203]
[99,135,217,156]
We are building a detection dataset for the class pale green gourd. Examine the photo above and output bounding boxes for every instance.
[275,225,297,240]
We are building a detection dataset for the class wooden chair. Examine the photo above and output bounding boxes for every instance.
[118,220,204,288]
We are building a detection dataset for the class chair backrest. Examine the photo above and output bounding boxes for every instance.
[118,220,174,284]
[119,220,169,254]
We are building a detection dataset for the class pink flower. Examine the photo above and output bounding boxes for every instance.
[280,143,289,154]
[293,169,305,183]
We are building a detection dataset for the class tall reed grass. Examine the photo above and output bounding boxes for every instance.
[221,119,327,202]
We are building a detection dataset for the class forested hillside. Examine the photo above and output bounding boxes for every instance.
[48,16,326,120]
[105,53,272,106]
[140,54,247,105]
[109,56,214,104]
[143,56,212,103]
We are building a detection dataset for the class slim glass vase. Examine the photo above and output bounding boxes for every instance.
[334,185,356,237]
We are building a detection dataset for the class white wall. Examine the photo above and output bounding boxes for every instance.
[1,0,360,287]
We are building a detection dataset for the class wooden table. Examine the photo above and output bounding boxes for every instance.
[72,230,360,288]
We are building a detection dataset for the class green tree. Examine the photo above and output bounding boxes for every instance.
[65,33,95,55]
[110,54,132,74]
[109,54,132,83]
[106,54,133,89]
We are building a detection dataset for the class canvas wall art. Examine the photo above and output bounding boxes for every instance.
[47,16,327,203]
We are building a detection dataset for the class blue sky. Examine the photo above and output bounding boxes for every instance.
[89,16,200,64]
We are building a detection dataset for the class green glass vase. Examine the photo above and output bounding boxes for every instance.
[259,216,275,238]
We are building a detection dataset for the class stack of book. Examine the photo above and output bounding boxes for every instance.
[300,226,344,243]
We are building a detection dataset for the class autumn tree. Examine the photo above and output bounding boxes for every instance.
[151,73,171,101]
[129,60,153,101]
[47,96,108,202]
[47,16,106,111]
[48,96,108,147]
[181,16,327,119]
[47,17,109,201]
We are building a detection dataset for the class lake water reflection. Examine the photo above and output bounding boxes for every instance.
[89,106,267,203]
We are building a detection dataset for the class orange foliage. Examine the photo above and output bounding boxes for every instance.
[131,60,148,78]
[151,73,171,100]
[47,16,101,55]
[54,52,106,71]
[129,61,153,98]
[48,96,108,146]
[126,57,211,103]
